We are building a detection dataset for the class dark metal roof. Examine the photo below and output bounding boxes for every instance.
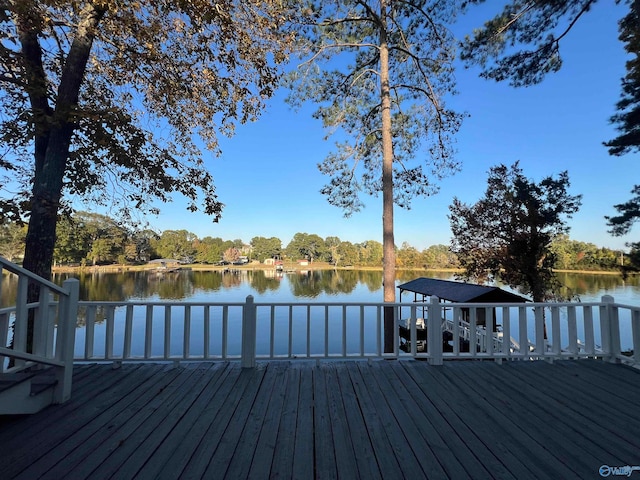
[397,277,528,303]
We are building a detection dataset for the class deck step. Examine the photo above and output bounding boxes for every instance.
[0,369,57,415]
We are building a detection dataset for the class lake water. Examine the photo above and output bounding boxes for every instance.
[44,268,640,305]
[0,268,637,306]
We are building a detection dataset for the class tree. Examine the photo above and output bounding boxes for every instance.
[1,1,293,282]
[459,1,604,87]
[608,185,640,236]
[222,247,241,264]
[53,215,89,265]
[337,240,359,266]
[449,162,582,302]
[607,184,640,273]
[285,232,326,262]
[324,236,341,265]
[358,239,383,267]
[194,236,226,264]
[461,0,639,151]
[129,229,159,263]
[422,244,458,269]
[75,211,127,265]
[397,241,421,268]
[0,221,26,262]
[154,230,197,262]
[250,236,282,263]
[459,1,639,246]
[288,1,464,351]
[605,1,640,155]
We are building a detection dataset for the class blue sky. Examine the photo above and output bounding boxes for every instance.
[150,1,637,251]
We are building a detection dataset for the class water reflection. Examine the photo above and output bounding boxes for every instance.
[1,269,639,306]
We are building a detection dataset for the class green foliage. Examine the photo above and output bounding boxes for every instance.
[0,222,26,262]
[153,230,197,262]
[357,240,383,267]
[460,0,601,87]
[550,234,622,271]
[422,244,460,269]
[460,1,639,247]
[52,211,129,265]
[1,0,294,279]
[288,0,463,214]
[6,209,631,271]
[607,184,640,236]
[194,236,226,264]
[336,240,359,266]
[250,236,282,262]
[397,242,421,268]
[605,1,640,156]
[628,242,640,273]
[285,232,326,262]
[449,162,582,301]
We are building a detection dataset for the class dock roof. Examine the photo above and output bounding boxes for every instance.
[397,277,528,303]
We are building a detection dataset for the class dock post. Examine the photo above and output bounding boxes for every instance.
[241,295,257,368]
[428,296,443,365]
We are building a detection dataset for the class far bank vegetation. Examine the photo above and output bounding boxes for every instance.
[0,212,633,273]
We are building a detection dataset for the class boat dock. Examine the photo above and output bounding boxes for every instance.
[2,359,639,479]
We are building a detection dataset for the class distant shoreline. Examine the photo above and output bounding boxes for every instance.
[50,263,635,276]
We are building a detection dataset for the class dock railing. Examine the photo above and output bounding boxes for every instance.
[0,257,79,403]
[71,294,640,368]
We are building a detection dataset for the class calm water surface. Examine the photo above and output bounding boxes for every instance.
[2,268,639,305]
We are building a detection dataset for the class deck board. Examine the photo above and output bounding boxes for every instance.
[1,359,639,479]
[322,363,360,478]
[497,362,640,460]
[398,362,517,480]
[370,361,466,479]
[450,361,604,478]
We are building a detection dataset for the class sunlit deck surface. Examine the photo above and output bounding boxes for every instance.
[1,359,639,479]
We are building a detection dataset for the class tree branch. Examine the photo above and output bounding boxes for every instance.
[14,5,53,174]
[395,0,449,46]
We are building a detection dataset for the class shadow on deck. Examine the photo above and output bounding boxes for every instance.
[1,359,639,479]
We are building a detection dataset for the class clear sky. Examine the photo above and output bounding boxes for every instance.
[149,2,637,252]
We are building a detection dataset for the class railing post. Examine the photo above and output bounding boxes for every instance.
[428,296,443,365]
[632,308,640,365]
[241,295,257,368]
[54,278,79,403]
[600,295,620,363]
[13,275,28,369]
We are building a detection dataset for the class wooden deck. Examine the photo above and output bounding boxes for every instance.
[1,359,639,479]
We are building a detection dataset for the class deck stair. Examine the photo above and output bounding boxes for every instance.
[0,368,57,414]
[0,256,79,415]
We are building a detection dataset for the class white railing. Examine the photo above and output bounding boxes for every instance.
[71,294,640,368]
[0,257,79,403]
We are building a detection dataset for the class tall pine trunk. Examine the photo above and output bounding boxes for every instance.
[379,1,396,353]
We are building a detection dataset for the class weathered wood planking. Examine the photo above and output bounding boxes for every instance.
[1,360,639,479]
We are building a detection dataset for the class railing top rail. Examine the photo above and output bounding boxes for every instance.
[0,256,68,295]
[77,300,248,307]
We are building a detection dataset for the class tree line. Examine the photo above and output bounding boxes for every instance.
[0,211,632,272]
